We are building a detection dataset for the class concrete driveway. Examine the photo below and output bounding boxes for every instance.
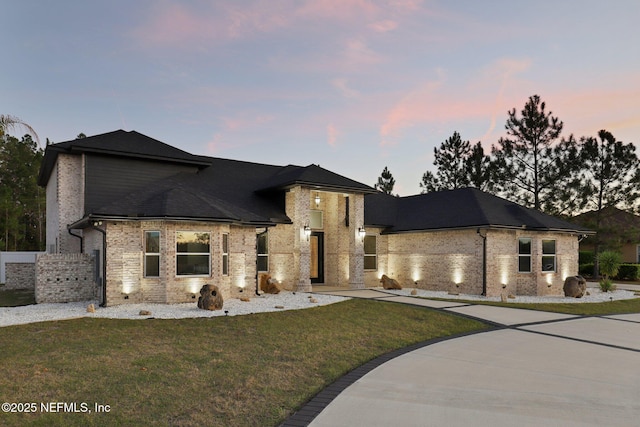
[285,290,640,427]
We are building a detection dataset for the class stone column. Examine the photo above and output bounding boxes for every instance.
[348,194,365,289]
[289,186,312,292]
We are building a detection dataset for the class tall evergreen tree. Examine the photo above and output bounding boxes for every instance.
[575,130,639,274]
[420,131,471,192]
[420,132,493,193]
[491,95,574,212]
[465,141,493,192]
[375,166,396,195]
[0,134,45,250]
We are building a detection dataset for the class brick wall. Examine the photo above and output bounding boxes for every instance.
[100,220,256,306]
[46,153,84,254]
[364,228,579,297]
[35,253,96,303]
[5,263,36,290]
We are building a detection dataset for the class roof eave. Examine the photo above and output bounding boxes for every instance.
[68,214,278,229]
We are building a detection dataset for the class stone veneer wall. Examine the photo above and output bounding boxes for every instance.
[35,253,96,303]
[5,263,36,290]
[101,220,256,306]
[364,228,579,297]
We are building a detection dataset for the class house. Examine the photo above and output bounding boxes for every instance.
[37,130,592,306]
[573,207,640,263]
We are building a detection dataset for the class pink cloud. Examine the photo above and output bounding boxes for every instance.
[327,123,339,147]
[368,19,398,32]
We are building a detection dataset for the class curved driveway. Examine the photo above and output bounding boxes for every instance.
[284,289,640,427]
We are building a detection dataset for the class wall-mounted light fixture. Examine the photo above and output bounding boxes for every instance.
[304,225,311,241]
[92,220,103,227]
[315,193,321,207]
[358,226,366,241]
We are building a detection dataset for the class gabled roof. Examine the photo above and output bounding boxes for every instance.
[365,188,593,234]
[38,130,210,186]
[257,164,376,194]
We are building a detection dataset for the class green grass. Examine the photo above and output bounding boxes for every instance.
[428,296,640,316]
[0,299,487,427]
[0,289,36,307]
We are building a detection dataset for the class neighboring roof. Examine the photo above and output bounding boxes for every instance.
[365,188,593,234]
[38,130,211,186]
[257,163,377,194]
[573,206,640,244]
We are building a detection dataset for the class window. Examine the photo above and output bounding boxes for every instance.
[310,210,323,229]
[257,231,268,272]
[542,240,556,272]
[364,235,377,270]
[637,245,640,263]
[518,238,532,273]
[176,231,210,276]
[222,233,229,276]
[144,231,160,277]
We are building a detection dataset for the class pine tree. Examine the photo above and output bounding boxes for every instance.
[375,166,396,195]
[491,95,571,211]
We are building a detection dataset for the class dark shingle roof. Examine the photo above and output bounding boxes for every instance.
[257,164,376,194]
[365,188,593,234]
[38,130,210,186]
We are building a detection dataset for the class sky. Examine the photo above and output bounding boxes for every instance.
[3,0,639,195]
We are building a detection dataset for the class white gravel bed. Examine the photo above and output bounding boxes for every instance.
[0,292,349,328]
[380,287,639,303]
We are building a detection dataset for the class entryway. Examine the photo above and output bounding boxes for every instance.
[310,232,324,284]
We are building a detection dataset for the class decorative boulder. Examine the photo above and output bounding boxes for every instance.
[197,284,224,310]
[259,274,281,294]
[380,274,402,290]
[563,275,587,298]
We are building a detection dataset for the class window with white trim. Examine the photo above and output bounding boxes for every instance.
[364,235,377,270]
[176,231,211,276]
[144,231,160,277]
[222,233,229,276]
[636,244,640,263]
[542,239,556,272]
[518,238,532,273]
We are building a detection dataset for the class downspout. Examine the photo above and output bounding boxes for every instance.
[91,222,107,307]
[477,228,487,296]
[68,228,83,252]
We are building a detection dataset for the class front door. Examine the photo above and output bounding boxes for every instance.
[310,232,324,284]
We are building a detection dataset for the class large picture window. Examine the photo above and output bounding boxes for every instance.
[518,238,532,273]
[257,231,268,272]
[364,235,377,270]
[144,231,160,277]
[176,231,210,276]
[542,239,556,272]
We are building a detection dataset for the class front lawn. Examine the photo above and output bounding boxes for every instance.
[0,299,487,427]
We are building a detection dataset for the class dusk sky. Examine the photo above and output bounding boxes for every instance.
[3,0,639,195]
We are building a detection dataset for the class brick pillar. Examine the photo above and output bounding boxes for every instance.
[348,194,365,289]
[289,187,312,292]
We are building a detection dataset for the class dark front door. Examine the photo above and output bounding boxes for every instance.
[310,232,324,284]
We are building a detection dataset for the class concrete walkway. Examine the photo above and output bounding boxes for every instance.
[283,289,640,427]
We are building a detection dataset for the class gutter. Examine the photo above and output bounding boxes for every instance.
[90,222,107,307]
[477,228,487,296]
[68,228,83,252]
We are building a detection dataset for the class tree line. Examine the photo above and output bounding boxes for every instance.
[376,95,640,218]
[0,115,45,251]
